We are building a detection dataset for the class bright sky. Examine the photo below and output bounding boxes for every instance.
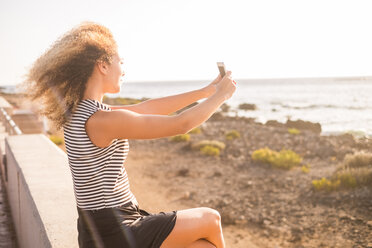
[1,0,371,85]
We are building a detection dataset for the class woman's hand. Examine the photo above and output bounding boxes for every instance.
[214,71,236,101]
[201,74,222,98]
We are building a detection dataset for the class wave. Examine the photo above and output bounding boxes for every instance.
[271,103,369,110]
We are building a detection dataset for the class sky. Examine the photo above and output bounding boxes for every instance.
[0,0,372,85]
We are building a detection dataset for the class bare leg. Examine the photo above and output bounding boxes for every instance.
[160,207,225,248]
[185,239,217,248]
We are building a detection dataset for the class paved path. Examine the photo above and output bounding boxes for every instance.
[0,122,18,248]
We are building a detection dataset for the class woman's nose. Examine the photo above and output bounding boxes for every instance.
[120,64,125,77]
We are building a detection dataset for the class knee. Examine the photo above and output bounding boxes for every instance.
[200,207,221,227]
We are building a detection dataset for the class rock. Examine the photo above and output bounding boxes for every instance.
[339,212,349,220]
[268,225,290,235]
[213,171,222,177]
[177,168,189,177]
[238,103,257,110]
[314,145,336,158]
[367,220,372,227]
[263,219,271,226]
[286,119,322,134]
[209,111,225,121]
[337,133,356,147]
[290,227,303,242]
[249,213,264,225]
[182,191,192,199]
[220,211,236,225]
[265,120,285,128]
[215,199,228,208]
[239,180,253,189]
[234,215,248,225]
[220,103,230,112]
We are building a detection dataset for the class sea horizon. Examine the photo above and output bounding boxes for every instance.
[2,76,372,137]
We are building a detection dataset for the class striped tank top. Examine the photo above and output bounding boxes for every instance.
[63,99,137,210]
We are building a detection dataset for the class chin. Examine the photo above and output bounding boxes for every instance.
[114,85,121,93]
[108,84,120,94]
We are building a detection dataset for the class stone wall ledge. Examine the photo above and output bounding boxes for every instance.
[2,134,78,248]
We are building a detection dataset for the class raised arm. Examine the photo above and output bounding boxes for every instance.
[86,72,235,145]
[108,75,221,115]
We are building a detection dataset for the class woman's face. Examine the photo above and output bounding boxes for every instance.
[104,53,125,94]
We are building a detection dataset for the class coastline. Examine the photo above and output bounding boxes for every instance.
[1,92,371,247]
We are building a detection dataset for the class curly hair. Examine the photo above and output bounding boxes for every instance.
[21,21,118,130]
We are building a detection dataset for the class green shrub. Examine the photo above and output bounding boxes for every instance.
[191,140,226,151]
[272,150,302,169]
[170,134,190,142]
[252,147,302,170]
[301,165,310,174]
[313,152,372,192]
[288,128,300,135]
[188,127,202,134]
[49,135,63,145]
[313,169,372,192]
[226,130,241,140]
[312,177,340,191]
[349,167,372,186]
[200,145,220,156]
[252,147,276,163]
[337,152,372,188]
[336,172,357,188]
[312,173,357,191]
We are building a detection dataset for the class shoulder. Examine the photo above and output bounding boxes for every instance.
[83,101,118,147]
[87,107,138,128]
[72,99,113,119]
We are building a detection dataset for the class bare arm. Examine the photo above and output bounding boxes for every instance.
[108,88,209,115]
[107,76,221,115]
[87,72,235,143]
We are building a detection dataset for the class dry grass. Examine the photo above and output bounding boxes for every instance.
[225,130,241,140]
[170,134,190,142]
[49,135,64,145]
[191,140,226,156]
[251,147,303,170]
[313,152,372,191]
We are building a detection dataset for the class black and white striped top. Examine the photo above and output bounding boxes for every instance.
[63,99,137,210]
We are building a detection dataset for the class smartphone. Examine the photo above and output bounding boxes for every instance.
[217,62,226,77]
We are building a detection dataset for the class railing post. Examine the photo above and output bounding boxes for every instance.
[0,107,22,135]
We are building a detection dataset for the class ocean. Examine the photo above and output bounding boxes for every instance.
[113,77,372,137]
[3,76,372,137]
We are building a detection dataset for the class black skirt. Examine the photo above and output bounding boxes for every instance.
[76,199,177,248]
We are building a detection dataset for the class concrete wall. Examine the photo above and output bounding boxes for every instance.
[0,123,8,186]
[3,134,78,248]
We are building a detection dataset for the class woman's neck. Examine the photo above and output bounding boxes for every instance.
[83,77,105,102]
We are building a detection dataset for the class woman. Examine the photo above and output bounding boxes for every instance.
[24,21,236,248]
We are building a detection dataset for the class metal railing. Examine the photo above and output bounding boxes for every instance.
[0,108,22,135]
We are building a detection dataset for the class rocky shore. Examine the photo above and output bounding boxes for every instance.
[2,92,371,247]
[128,111,372,248]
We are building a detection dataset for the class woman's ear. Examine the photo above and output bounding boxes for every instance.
[96,60,109,75]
